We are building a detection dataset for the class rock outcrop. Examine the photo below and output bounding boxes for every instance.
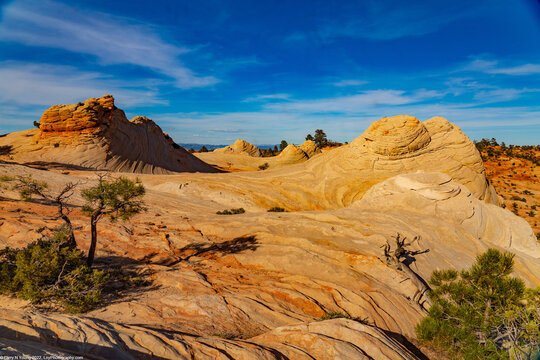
[165,115,498,211]
[277,140,321,163]
[214,139,262,157]
[0,309,420,359]
[0,95,218,174]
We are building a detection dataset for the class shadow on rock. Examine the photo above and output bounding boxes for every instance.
[92,255,161,308]
[178,235,259,262]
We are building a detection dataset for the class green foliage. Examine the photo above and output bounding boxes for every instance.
[314,129,328,147]
[11,175,48,201]
[82,177,146,222]
[188,147,195,153]
[416,249,538,360]
[279,140,288,151]
[216,208,245,215]
[510,195,526,202]
[33,120,40,128]
[319,311,370,324]
[82,176,146,266]
[305,133,314,141]
[258,162,269,170]
[267,207,285,212]
[200,145,209,152]
[0,227,108,313]
[522,190,534,196]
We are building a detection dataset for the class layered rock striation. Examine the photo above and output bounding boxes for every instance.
[0,95,218,174]
[214,139,262,157]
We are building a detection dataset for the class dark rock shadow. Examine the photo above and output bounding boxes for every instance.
[176,235,258,263]
[0,325,170,359]
[90,255,161,308]
[0,145,13,156]
[382,329,431,360]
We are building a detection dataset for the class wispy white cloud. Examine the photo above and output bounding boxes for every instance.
[462,59,540,76]
[243,93,291,102]
[0,0,218,88]
[0,61,169,133]
[333,80,369,87]
[0,62,167,107]
[263,89,444,113]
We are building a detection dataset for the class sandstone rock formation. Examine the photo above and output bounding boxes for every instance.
[163,115,498,211]
[277,143,309,162]
[0,95,218,174]
[0,309,420,359]
[214,139,262,157]
[276,140,322,164]
[298,139,321,157]
[1,113,535,360]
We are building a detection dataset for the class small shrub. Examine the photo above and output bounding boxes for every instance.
[258,162,269,170]
[267,207,285,212]
[522,190,534,195]
[216,208,245,215]
[527,210,535,217]
[319,311,370,324]
[0,227,109,313]
[33,121,40,128]
[510,195,526,202]
[54,143,60,148]
[199,146,209,152]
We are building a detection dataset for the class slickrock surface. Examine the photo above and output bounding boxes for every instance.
[0,114,536,359]
[214,139,262,157]
[171,115,498,211]
[0,95,218,174]
[0,310,419,359]
[0,160,537,359]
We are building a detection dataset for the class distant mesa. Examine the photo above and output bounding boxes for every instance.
[213,139,262,157]
[0,95,218,174]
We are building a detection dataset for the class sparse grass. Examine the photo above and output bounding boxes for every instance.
[522,189,534,195]
[0,175,14,182]
[258,162,269,170]
[319,311,370,324]
[267,207,285,212]
[216,208,245,215]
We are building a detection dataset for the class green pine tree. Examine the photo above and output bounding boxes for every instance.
[416,249,538,360]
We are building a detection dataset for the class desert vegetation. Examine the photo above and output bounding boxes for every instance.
[0,174,148,312]
[417,249,539,360]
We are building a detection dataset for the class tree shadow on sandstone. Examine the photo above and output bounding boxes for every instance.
[176,235,259,263]
[91,255,160,308]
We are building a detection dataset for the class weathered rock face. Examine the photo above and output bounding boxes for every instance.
[356,115,431,156]
[277,143,309,162]
[163,115,498,211]
[354,171,539,257]
[277,141,321,163]
[0,310,420,360]
[0,95,218,174]
[298,139,321,157]
[214,139,262,157]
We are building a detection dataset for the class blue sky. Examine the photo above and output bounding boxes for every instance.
[0,0,539,145]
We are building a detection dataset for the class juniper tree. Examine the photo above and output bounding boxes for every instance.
[11,175,78,248]
[279,140,288,151]
[82,176,145,266]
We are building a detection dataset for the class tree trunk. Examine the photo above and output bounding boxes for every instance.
[86,212,100,267]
